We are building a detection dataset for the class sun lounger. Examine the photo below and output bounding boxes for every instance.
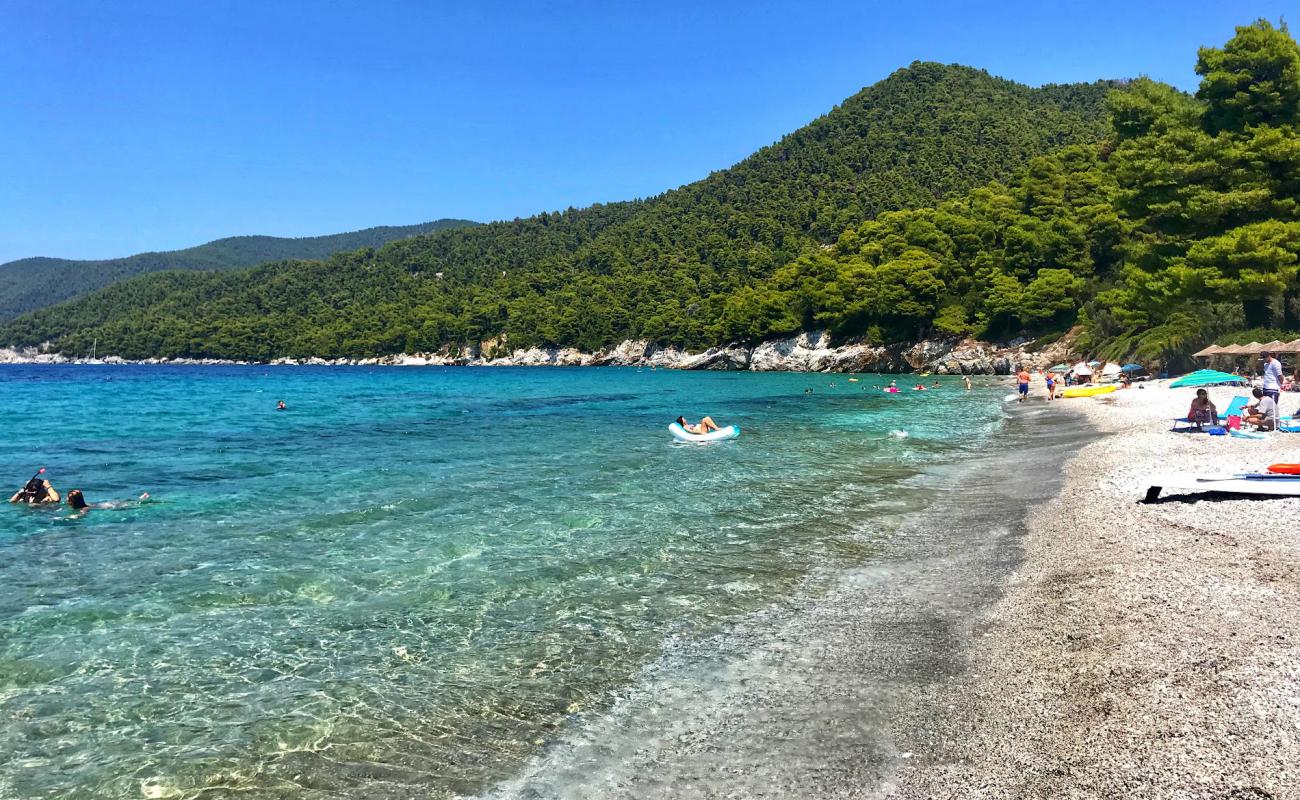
[1171,396,1248,432]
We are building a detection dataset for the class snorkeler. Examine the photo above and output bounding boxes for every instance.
[9,471,60,505]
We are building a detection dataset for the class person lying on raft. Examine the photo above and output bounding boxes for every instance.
[9,477,60,505]
[1186,389,1218,427]
[676,416,721,435]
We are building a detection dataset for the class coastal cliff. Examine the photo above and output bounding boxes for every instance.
[0,331,1076,374]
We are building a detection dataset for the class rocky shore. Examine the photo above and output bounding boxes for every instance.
[0,331,1076,374]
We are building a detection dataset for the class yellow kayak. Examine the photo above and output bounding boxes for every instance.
[1062,384,1118,398]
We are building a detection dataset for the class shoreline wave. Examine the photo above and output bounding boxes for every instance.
[477,401,1093,799]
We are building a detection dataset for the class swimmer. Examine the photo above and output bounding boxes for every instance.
[913,384,927,391]
[276,400,287,410]
[676,416,721,435]
[66,489,152,512]
[963,375,972,390]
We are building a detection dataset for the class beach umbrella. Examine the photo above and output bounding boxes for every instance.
[1217,344,1246,355]
[1101,362,1122,377]
[1285,339,1300,353]
[1240,341,1265,355]
[1192,345,1223,358]
[1048,364,1069,372]
[1169,369,1248,388]
[1260,340,1288,354]
[1121,363,1144,372]
[1087,360,1102,366]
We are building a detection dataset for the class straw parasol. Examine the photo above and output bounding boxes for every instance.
[1192,344,1224,358]
[1239,341,1266,355]
[1285,338,1300,353]
[1260,339,1288,353]
[1217,343,1247,355]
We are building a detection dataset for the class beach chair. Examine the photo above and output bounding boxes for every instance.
[1171,396,1248,432]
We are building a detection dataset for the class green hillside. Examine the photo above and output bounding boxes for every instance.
[0,219,477,321]
[0,62,1119,359]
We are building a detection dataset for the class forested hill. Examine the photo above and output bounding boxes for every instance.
[0,219,478,321]
[0,63,1117,359]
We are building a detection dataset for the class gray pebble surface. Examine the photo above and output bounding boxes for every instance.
[890,384,1300,800]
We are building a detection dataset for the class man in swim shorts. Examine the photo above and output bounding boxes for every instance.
[1016,367,1031,402]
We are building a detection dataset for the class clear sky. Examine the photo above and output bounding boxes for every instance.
[1,1,1297,263]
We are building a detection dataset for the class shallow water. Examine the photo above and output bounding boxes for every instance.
[0,366,1009,799]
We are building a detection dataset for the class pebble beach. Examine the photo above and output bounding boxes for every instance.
[893,380,1300,798]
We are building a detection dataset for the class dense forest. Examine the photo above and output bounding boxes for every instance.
[0,64,1113,360]
[0,219,477,322]
[5,21,1296,365]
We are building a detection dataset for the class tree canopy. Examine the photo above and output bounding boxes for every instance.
[0,220,478,322]
[10,21,1300,367]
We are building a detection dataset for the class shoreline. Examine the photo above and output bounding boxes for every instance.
[0,331,1077,375]
[484,391,1094,798]
[890,383,1300,796]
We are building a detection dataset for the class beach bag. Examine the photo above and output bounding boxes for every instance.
[1208,426,1227,435]
[1227,415,1242,430]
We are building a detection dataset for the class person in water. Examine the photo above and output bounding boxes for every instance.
[676,416,721,434]
[9,477,60,505]
[963,375,972,390]
[65,489,151,512]
[276,400,287,410]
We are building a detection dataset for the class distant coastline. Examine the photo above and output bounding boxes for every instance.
[0,331,1076,375]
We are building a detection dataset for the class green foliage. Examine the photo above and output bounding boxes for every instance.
[0,220,478,322]
[8,22,1299,368]
[0,65,1112,359]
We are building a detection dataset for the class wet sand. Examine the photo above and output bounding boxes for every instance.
[891,383,1300,798]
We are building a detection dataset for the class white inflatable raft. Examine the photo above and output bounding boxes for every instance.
[669,423,741,443]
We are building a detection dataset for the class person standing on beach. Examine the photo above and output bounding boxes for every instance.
[1044,370,1056,401]
[1016,367,1031,402]
[1261,351,1283,404]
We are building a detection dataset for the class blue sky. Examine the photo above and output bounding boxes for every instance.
[1,1,1296,263]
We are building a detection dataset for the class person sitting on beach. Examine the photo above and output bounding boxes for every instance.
[676,416,721,435]
[1187,389,1218,427]
[1245,388,1279,431]
[9,478,60,505]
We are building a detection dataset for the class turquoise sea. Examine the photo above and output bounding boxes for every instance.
[0,366,1014,799]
